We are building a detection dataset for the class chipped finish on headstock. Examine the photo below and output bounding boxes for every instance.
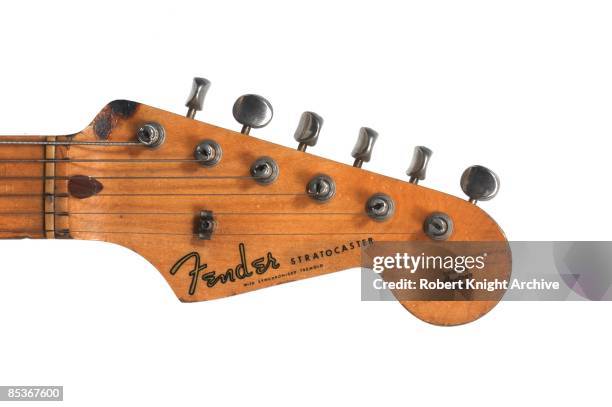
[92,100,140,139]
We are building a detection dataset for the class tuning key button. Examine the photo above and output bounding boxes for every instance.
[185,77,211,119]
[232,94,273,134]
[351,127,378,168]
[406,146,433,184]
[460,165,500,204]
[294,111,324,151]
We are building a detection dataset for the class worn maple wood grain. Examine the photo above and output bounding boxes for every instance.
[0,138,45,239]
[0,101,511,325]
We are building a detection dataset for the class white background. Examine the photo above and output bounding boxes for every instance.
[0,1,610,405]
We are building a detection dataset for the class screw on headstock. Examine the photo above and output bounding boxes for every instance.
[460,165,500,204]
[196,210,216,240]
[232,94,273,135]
[185,77,211,119]
[406,146,433,184]
[351,127,378,168]
[294,111,323,152]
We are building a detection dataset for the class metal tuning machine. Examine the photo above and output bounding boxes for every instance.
[294,111,324,152]
[232,94,273,135]
[351,127,378,168]
[460,165,500,204]
[185,77,211,119]
[406,146,432,184]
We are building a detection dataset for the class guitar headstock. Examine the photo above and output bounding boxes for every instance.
[53,77,509,326]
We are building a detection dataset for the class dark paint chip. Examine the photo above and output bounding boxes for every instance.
[93,112,112,139]
[92,100,140,139]
[108,100,139,118]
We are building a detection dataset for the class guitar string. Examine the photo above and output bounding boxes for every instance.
[0,211,408,233]
[0,192,308,197]
[0,159,209,163]
[0,140,143,146]
[0,192,389,232]
[0,208,406,232]
[0,230,415,237]
[0,175,261,180]
[0,211,363,216]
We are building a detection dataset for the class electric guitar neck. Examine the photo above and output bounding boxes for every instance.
[0,77,510,326]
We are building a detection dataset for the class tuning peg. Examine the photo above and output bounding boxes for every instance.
[185,77,211,119]
[406,146,433,184]
[351,127,378,168]
[232,94,273,135]
[294,111,324,151]
[460,165,500,204]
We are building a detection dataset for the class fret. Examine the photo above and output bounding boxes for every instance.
[44,136,56,238]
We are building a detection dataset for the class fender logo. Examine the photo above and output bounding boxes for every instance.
[169,243,280,295]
